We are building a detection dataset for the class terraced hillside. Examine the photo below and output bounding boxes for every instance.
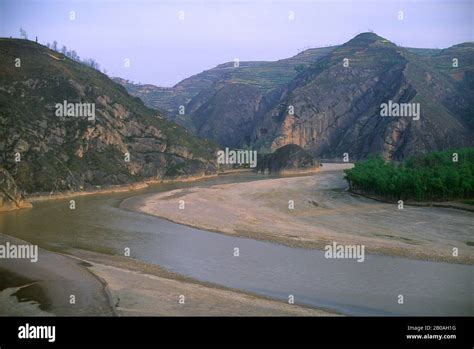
[114,46,336,118]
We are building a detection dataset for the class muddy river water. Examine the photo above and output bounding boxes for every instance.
[0,172,472,315]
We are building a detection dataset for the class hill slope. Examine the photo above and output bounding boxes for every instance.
[0,38,218,208]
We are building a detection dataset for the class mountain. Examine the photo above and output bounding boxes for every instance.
[428,42,474,127]
[116,33,474,160]
[0,38,218,208]
[116,46,441,119]
[253,33,474,160]
[190,83,263,147]
[117,33,473,161]
[125,46,336,145]
[114,45,336,121]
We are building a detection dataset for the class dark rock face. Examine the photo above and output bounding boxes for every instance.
[191,83,263,148]
[0,39,218,200]
[256,144,319,174]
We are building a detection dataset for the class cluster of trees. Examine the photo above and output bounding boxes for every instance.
[18,28,103,72]
[19,27,28,39]
[46,40,101,71]
[344,148,474,201]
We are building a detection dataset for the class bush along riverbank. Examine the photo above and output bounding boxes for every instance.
[344,148,474,202]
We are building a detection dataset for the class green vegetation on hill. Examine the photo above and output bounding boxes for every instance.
[344,148,474,201]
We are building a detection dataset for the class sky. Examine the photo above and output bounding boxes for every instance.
[1,0,473,87]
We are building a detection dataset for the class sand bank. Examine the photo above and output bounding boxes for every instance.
[130,163,473,264]
[0,234,336,316]
[66,249,338,316]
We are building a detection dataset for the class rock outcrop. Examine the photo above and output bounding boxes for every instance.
[0,168,32,211]
[256,144,320,174]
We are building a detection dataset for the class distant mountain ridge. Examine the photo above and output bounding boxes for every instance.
[113,45,336,122]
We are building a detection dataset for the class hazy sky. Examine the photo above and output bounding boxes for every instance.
[1,0,472,86]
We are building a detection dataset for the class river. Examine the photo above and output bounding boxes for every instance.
[0,172,472,316]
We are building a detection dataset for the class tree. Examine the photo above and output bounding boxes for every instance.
[19,27,28,39]
[44,41,104,71]
[344,148,474,201]
[70,50,78,61]
[83,58,100,71]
